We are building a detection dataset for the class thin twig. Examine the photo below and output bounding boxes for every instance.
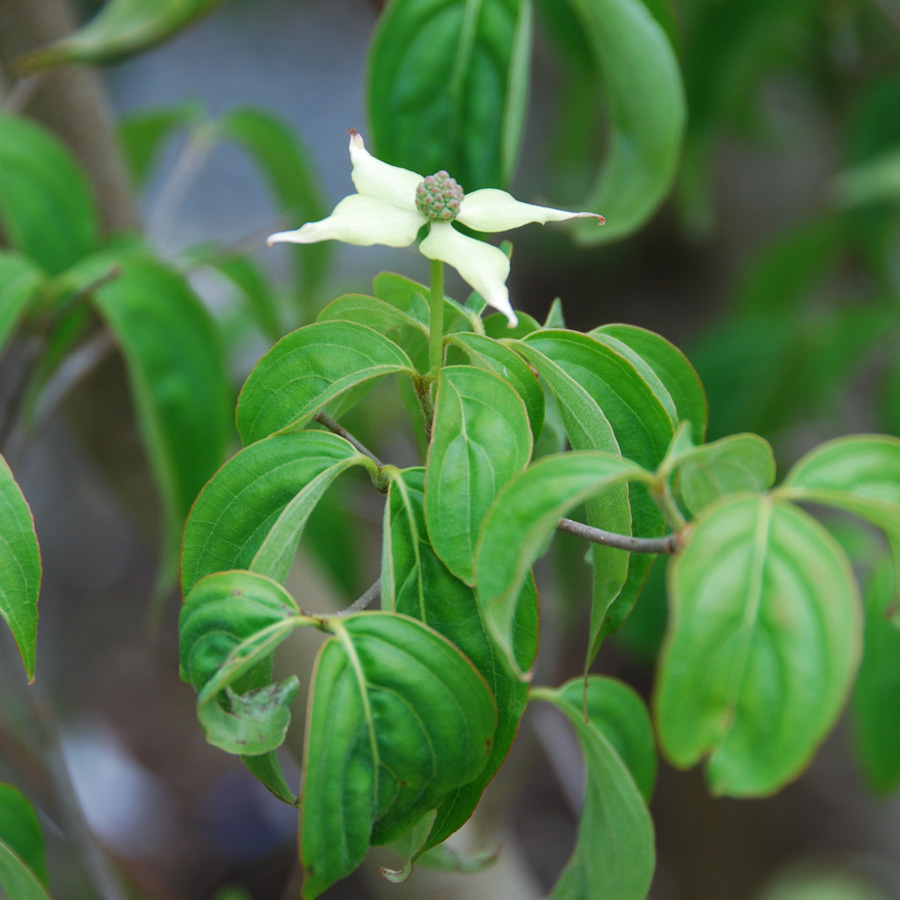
[0,649,128,900]
[314,411,384,467]
[3,73,40,112]
[3,330,116,468]
[57,265,122,316]
[335,579,381,617]
[556,517,680,555]
[147,128,215,246]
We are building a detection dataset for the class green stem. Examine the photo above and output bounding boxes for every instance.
[653,479,688,531]
[428,258,445,380]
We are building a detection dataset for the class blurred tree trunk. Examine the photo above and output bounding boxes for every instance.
[0,0,139,233]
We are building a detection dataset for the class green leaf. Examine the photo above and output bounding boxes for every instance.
[851,560,900,793]
[535,684,655,900]
[301,612,497,899]
[241,751,298,807]
[181,431,368,596]
[0,252,45,359]
[426,366,532,583]
[672,432,776,517]
[236,321,415,446]
[179,571,311,755]
[0,113,97,275]
[516,330,673,653]
[484,309,540,339]
[382,468,537,852]
[733,217,844,316]
[780,436,900,540]
[0,785,46,885]
[76,252,232,586]
[415,843,498,874]
[758,869,886,900]
[18,0,224,69]
[219,108,331,298]
[206,253,284,344]
[656,494,862,796]
[557,677,657,803]
[562,0,686,242]
[475,451,652,672]
[447,332,544,441]
[372,271,482,336]
[180,570,303,692]
[318,293,429,371]
[198,678,300,756]
[117,100,204,186]
[0,454,41,682]
[590,323,708,441]
[0,839,52,900]
[379,809,437,883]
[834,148,900,208]
[368,0,533,189]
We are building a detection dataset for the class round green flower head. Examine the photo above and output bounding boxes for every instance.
[415,171,464,222]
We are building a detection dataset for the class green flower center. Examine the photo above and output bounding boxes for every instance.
[415,171,464,222]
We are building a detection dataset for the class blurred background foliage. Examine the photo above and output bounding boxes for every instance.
[1,0,900,898]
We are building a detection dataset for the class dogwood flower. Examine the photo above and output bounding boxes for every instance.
[267,130,603,327]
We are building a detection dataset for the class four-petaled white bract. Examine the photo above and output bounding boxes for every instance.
[267,131,603,327]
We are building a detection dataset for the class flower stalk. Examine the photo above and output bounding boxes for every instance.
[429,259,445,380]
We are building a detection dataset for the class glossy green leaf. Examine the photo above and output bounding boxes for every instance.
[484,309,540,339]
[656,494,862,796]
[236,321,415,446]
[781,436,900,540]
[219,108,330,298]
[382,468,537,852]
[181,431,368,596]
[516,330,673,653]
[0,113,97,275]
[590,323,708,441]
[318,293,429,371]
[301,612,497,899]
[563,0,685,242]
[117,100,204,186]
[557,677,657,803]
[851,560,900,793]
[476,451,652,672]
[77,252,231,585]
[179,571,311,755]
[0,840,51,900]
[507,337,631,653]
[0,785,46,885]
[673,432,776,517]
[426,366,532,583]
[372,271,482,336]
[448,332,544,440]
[0,454,41,682]
[368,0,533,189]
[0,252,45,360]
[535,684,655,900]
[180,569,303,692]
[18,0,224,68]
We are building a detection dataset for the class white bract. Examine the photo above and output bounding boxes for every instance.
[267,131,603,327]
